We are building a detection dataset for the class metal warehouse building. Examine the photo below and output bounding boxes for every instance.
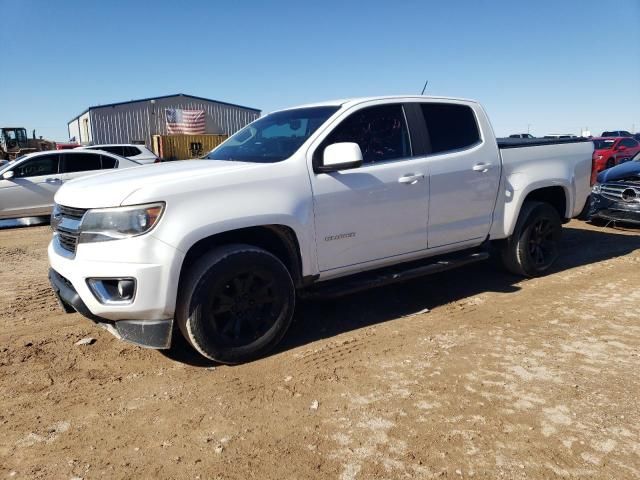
[67,93,260,147]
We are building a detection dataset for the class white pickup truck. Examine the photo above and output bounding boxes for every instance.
[48,96,593,363]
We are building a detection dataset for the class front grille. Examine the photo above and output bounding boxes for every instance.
[54,204,86,255]
[600,183,640,202]
[58,205,87,220]
[58,231,79,254]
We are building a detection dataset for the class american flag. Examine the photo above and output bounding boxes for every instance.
[165,108,206,134]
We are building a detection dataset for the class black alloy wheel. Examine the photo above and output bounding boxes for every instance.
[205,269,282,348]
[527,217,558,270]
[500,201,562,277]
[176,244,295,364]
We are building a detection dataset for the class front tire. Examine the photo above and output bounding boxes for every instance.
[606,158,615,169]
[500,201,562,277]
[176,244,295,364]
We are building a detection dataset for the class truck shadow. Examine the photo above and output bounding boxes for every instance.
[162,224,639,366]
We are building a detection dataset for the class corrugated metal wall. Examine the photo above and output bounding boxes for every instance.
[68,119,80,143]
[87,96,259,147]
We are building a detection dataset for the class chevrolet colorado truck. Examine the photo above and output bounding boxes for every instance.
[48,96,593,363]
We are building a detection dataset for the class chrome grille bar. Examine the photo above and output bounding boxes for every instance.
[54,204,87,255]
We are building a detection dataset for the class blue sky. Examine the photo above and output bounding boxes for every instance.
[1,0,639,141]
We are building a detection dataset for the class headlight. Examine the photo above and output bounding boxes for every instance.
[596,155,603,160]
[78,202,164,243]
[592,184,601,194]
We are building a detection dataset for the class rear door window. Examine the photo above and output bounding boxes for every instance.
[94,146,125,156]
[13,155,60,178]
[420,103,481,154]
[62,153,102,173]
[123,146,141,157]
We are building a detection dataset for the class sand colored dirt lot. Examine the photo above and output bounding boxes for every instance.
[1,222,639,479]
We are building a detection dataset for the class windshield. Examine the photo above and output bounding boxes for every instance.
[593,139,616,150]
[206,106,340,163]
[0,155,26,174]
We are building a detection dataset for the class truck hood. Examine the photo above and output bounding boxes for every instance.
[54,160,255,208]
[597,160,640,183]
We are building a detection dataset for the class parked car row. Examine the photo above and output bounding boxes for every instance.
[589,151,640,225]
[0,142,162,224]
[0,149,140,222]
[508,131,639,141]
[81,144,159,164]
[592,136,640,172]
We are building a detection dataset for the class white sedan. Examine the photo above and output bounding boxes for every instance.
[0,149,140,222]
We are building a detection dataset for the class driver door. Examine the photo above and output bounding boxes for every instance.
[310,103,430,272]
[0,154,62,219]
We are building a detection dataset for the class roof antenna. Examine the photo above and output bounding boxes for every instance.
[420,80,429,95]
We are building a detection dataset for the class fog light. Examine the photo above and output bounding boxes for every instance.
[117,280,135,300]
[87,278,137,305]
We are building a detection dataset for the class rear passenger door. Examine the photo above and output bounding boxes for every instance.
[418,102,501,248]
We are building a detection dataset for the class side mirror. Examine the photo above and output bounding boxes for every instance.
[318,142,363,173]
[617,145,627,151]
[2,170,14,180]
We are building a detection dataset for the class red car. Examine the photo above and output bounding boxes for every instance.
[593,136,640,172]
[55,142,81,150]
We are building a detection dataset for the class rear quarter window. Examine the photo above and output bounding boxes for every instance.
[100,155,117,168]
[97,146,125,156]
[420,103,480,154]
[123,146,142,157]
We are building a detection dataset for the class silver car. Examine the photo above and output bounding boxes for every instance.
[0,149,140,221]
[81,144,159,164]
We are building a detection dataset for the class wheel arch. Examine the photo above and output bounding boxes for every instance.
[522,185,568,221]
[178,225,306,290]
[500,183,571,238]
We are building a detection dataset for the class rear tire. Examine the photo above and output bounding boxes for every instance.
[606,158,615,169]
[176,244,295,364]
[500,201,562,277]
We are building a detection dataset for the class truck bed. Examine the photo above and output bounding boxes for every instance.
[497,137,592,149]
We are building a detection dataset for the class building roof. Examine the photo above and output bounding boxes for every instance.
[68,93,261,124]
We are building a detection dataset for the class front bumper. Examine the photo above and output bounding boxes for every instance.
[47,233,185,349]
[589,193,640,225]
[49,268,173,349]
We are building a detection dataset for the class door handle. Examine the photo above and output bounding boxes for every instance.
[45,178,62,184]
[472,163,492,172]
[398,173,424,185]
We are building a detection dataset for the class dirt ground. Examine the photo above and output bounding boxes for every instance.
[0,221,639,479]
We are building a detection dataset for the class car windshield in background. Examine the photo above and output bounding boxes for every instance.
[0,155,26,173]
[593,139,616,149]
[206,106,340,163]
